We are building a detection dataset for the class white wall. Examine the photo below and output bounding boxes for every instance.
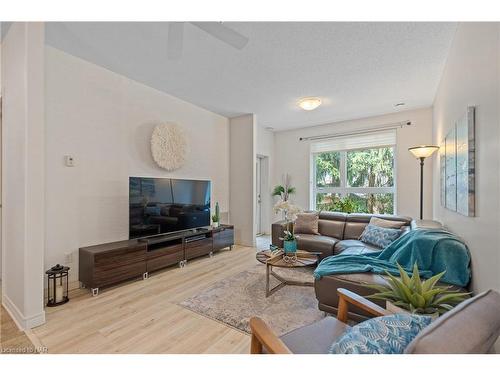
[229,114,256,246]
[273,108,434,219]
[0,39,2,281]
[256,126,274,234]
[1,22,46,329]
[432,23,500,294]
[45,46,230,283]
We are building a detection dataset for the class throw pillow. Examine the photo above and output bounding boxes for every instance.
[293,212,319,235]
[329,314,432,354]
[370,217,406,229]
[359,224,402,248]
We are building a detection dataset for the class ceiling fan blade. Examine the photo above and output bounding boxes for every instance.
[167,22,184,59]
[191,22,249,50]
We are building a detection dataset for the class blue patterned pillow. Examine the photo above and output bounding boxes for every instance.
[329,314,432,354]
[359,224,402,248]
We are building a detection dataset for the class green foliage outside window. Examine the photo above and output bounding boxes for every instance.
[314,147,395,214]
[315,152,340,187]
[347,148,394,188]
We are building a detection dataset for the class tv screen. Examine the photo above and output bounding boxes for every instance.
[129,177,211,239]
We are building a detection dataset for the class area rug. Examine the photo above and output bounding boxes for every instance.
[179,264,325,336]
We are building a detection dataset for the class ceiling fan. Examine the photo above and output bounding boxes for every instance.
[167,22,249,59]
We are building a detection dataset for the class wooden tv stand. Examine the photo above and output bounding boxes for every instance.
[79,225,234,296]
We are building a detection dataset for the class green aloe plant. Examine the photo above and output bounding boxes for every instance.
[368,263,470,315]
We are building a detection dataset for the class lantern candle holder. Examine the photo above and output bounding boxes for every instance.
[46,264,70,307]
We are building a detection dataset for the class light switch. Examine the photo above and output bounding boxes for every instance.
[64,155,75,167]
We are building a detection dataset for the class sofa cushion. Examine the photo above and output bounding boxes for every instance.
[343,215,371,239]
[296,234,337,259]
[370,216,406,229]
[318,211,346,239]
[359,224,402,248]
[280,317,349,354]
[404,290,500,354]
[329,314,432,354]
[318,219,345,239]
[343,214,411,240]
[293,212,319,235]
[334,239,381,255]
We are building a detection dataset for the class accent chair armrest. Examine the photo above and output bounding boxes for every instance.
[249,317,292,354]
[336,288,390,323]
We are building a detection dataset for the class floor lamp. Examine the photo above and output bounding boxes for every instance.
[408,145,439,220]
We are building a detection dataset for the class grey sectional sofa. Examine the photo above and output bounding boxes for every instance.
[271,211,412,260]
[271,211,465,320]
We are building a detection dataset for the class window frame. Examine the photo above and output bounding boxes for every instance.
[310,145,397,214]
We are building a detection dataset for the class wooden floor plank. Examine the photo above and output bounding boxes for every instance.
[1,305,37,354]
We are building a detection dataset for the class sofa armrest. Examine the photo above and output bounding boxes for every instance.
[271,220,293,248]
[336,288,390,323]
[411,219,443,230]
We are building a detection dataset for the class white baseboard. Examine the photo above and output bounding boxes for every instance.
[2,294,46,330]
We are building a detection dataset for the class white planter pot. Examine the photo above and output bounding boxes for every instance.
[212,222,220,228]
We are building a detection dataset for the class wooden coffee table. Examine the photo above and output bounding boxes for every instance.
[256,249,319,297]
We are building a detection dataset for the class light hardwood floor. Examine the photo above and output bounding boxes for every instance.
[1,305,37,354]
[30,245,262,354]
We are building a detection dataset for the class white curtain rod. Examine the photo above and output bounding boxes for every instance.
[298,120,412,141]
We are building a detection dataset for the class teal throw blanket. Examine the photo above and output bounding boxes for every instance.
[313,229,471,287]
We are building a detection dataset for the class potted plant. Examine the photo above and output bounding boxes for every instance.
[368,263,470,318]
[212,202,220,228]
[272,174,296,203]
[282,230,298,254]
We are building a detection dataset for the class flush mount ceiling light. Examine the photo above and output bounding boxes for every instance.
[298,97,322,111]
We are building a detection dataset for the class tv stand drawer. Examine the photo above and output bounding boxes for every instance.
[79,241,147,289]
[185,237,212,259]
[94,262,146,288]
[146,243,184,272]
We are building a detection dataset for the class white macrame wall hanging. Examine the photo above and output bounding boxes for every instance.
[151,123,188,171]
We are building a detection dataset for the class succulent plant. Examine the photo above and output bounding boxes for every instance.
[212,202,220,223]
[368,263,470,315]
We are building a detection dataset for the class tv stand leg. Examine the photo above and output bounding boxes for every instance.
[179,260,187,268]
[229,245,233,251]
[80,282,86,289]
[209,251,214,258]
[91,288,99,297]
[143,272,148,280]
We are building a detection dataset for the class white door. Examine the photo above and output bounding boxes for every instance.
[256,157,262,235]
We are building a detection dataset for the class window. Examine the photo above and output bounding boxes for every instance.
[311,130,396,214]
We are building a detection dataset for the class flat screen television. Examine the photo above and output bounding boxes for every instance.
[129,177,211,239]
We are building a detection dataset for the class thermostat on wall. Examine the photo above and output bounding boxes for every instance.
[64,155,75,167]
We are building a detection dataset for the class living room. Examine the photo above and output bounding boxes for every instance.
[1,0,500,373]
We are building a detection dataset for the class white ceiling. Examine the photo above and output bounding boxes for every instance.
[45,22,457,131]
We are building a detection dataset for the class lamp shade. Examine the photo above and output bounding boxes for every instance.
[408,145,439,159]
